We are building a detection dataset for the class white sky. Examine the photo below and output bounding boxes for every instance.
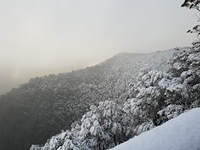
[0,0,198,94]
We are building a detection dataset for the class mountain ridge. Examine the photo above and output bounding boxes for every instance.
[31,45,200,150]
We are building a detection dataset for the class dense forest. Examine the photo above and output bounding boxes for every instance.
[0,51,172,150]
[31,42,200,150]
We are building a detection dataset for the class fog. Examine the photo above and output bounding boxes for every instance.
[0,0,197,95]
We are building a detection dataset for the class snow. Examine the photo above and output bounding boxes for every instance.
[110,108,200,150]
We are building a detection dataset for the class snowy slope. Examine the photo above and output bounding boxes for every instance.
[111,108,200,150]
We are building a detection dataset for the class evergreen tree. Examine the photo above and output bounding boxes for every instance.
[31,101,134,150]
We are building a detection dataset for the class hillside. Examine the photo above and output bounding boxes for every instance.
[30,43,200,150]
[0,49,174,150]
[111,108,200,150]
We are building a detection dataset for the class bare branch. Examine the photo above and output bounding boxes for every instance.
[194,14,200,22]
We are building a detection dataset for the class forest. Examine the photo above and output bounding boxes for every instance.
[0,0,200,150]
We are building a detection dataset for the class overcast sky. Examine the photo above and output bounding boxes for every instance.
[0,0,198,95]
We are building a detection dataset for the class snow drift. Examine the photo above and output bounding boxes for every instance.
[111,108,200,150]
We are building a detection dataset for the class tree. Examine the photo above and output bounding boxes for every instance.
[181,0,200,10]
[181,0,200,37]
[73,101,134,150]
[31,101,134,150]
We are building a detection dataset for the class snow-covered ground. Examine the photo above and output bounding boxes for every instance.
[111,108,200,150]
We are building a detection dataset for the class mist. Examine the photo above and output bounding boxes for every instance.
[0,0,197,95]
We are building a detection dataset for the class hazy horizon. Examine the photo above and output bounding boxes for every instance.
[0,0,198,95]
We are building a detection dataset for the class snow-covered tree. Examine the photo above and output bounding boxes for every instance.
[31,130,89,150]
[31,100,134,150]
[73,101,133,150]
[124,69,168,122]
[168,44,200,108]
[123,48,200,129]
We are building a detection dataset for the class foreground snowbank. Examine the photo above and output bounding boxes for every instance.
[111,108,200,150]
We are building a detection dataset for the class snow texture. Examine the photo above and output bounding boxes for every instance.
[111,108,200,150]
